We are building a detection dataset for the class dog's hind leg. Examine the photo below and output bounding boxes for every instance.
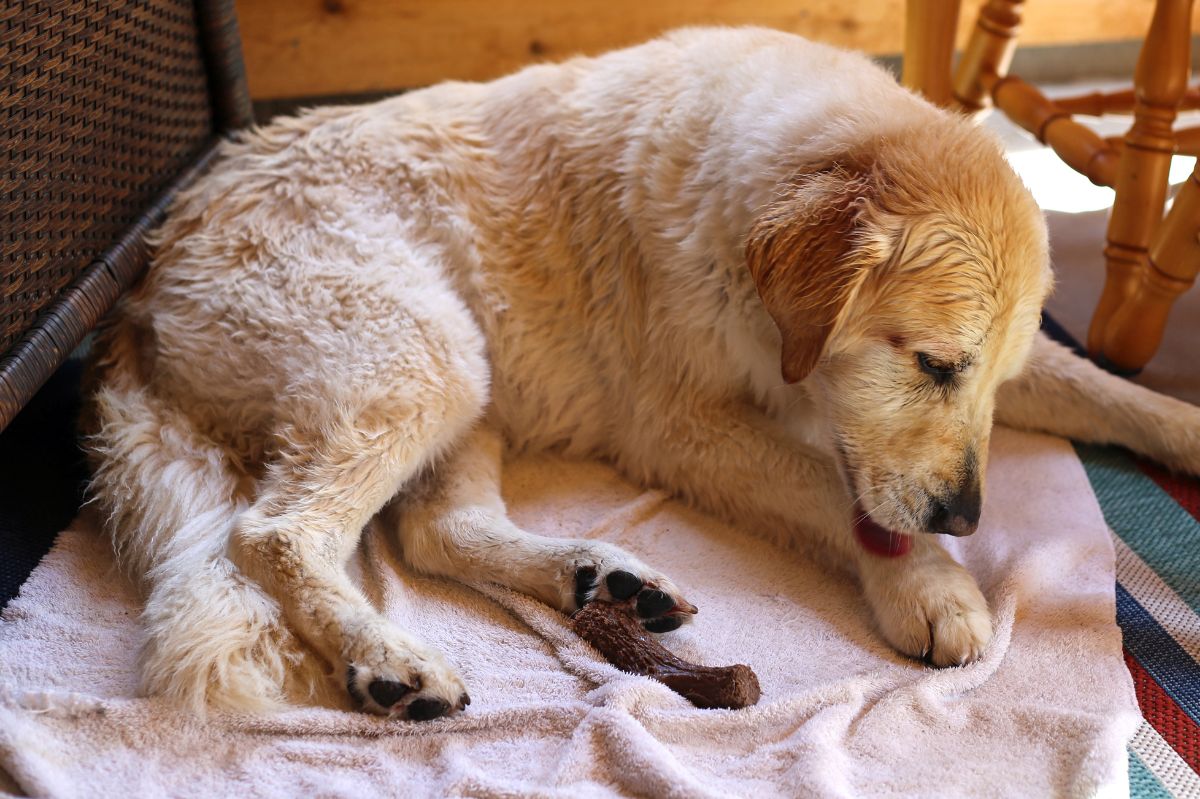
[392,425,696,631]
[228,393,481,719]
[996,331,1200,473]
[87,330,318,714]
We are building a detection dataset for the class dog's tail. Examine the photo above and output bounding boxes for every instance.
[85,322,319,714]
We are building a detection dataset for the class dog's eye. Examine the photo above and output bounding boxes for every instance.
[916,352,960,383]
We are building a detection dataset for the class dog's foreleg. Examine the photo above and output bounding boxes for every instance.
[996,331,1200,473]
[394,425,696,630]
[622,401,991,666]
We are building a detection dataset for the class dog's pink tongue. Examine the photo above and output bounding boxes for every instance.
[853,506,912,557]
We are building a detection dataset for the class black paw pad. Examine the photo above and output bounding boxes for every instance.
[407,697,451,721]
[574,566,598,610]
[643,615,684,633]
[606,570,643,601]
[636,588,674,618]
[368,679,413,708]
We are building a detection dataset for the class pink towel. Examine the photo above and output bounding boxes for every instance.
[0,428,1139,797]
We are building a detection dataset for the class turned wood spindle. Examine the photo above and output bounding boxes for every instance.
[1105,126,1200,158]
[953,0,1026,114]
[1102,163,1200,370]
[991,76,1120,186]
[1090,0,1195,363]
[1057,87,1200,117]
[902,0,962,108]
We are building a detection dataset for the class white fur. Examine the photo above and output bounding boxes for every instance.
[84,27,1200,715]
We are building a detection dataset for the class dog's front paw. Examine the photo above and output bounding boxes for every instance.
[343,622,469,719]
[563,543,697,633]
[860,549,992,667]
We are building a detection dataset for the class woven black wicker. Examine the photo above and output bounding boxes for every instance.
[0,0,250,431]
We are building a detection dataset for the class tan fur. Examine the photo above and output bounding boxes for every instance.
[85,27,1200,716]
[746,164,881,383]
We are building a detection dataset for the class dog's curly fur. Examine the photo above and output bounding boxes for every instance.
[84,27,1200,718]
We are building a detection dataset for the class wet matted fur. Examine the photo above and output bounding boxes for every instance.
[85,27,1200,719]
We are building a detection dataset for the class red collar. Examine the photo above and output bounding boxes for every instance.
[853,511,913,557]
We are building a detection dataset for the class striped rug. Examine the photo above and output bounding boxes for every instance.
[1076,444,1200,798]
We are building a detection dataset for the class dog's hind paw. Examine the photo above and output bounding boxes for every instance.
[564,545,697,633]
[342,624,469,719]
[346,664,469,719]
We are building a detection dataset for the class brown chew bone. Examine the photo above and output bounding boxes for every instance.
[571,601,761,709]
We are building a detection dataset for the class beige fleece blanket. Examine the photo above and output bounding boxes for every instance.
[0,428,1139,798]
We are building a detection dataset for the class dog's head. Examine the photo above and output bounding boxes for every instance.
[746,128,1051,537]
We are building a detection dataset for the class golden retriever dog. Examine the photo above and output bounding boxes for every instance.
[85,27,1200,720]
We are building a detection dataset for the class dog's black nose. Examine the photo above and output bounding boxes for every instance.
[927,477,982,536]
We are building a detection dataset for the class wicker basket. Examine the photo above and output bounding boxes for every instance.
[0,0,252,431]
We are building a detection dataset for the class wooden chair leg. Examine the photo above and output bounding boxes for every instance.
[991,76,1120,186]
[902,0,962,107]
[1089,0,1195,364]
[953,0,1025,114]
[1101,164,1200,371]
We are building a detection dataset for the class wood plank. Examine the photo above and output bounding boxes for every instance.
[234,0,1192,99]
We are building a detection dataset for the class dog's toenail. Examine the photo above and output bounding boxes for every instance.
[574,566,598,610]
[407,697,451,721]
[643,615,684,633]
[636,588,673,617]
[458,692,471,709]
[606,570,643,600]
[368,679,412,708]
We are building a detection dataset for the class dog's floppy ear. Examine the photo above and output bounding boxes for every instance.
[745,164,882,383]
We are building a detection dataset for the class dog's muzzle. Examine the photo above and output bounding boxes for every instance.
[926,476,982,536]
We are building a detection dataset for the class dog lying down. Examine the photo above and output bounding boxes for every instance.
[84,27,1200,720]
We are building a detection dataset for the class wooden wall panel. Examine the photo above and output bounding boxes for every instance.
[234,0,1192,100]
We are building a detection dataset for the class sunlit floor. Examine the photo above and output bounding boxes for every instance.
[985,80,1200,405]
[992,80,1200,214]
[1005,149,1196,214]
